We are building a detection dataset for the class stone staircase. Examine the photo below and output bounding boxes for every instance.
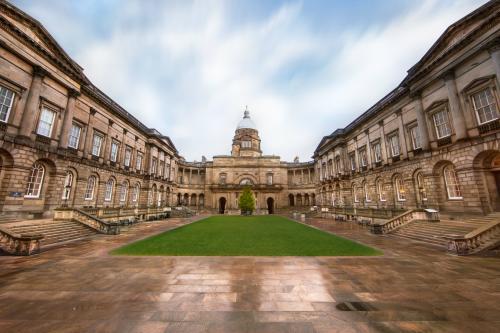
[391,213,500,248]
[3,219,99,248]
[0,215,20,224]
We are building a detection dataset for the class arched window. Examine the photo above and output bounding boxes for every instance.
[376,179,386,201]
[239,178,253,185]
[199,194,205,207]
[394,176,406,201]
[157,189,162,206]
[84,176,96,200]
[104,178,114,202]
[353,184,359,203]
[444,165,462,199]
[61,171,73,200]
[132,183,140,202]
[416,172,427,201]
[364,182,371,202]
[119,181,128,202]
[25,163,45,198]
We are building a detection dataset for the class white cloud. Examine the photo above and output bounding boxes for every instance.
[13,0,488,161]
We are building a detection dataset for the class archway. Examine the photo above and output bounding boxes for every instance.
[288,194,294,206]
[473,150,500,212]
[267,197,274,214]
[219,197,226,214]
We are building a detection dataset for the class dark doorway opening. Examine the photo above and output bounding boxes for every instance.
[267,197,274,214]
[495,171,500,211]
[288,194,294,207]
[219,197,226,214]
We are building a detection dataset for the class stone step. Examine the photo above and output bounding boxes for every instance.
[392,232,448,247]
[3,220,99,248]
[8,222,83,232]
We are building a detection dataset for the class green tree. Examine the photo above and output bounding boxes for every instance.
[238,187,255,215]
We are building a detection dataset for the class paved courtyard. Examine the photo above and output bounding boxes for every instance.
[0,216,499,333]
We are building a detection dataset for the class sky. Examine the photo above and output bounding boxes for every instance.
[12,0,488,162]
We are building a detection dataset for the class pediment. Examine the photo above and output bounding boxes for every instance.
[0,2,85,81]
[408,1,499,79]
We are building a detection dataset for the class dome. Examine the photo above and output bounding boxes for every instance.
[237,108,257,130]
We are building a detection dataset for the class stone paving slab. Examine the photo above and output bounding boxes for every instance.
[0,216,499,332]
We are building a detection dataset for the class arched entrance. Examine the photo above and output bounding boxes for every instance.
[219,197,226,214]
[267,197,274,214]
[288,194,294,206]
[473,150,500,212]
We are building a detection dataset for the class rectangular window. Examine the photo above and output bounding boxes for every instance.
[388,134,400,157]
[472,88,498,124]
[110,141,119,162]
[433,109,451,139]
[219,173,227,184]
[267,174,273,185]
[0,86,15,123]
[68,124,81,149]
[359,148,367,167]
[373,142,382,162]
[335,156,341,174]
[136,153,143,171]
[37,107,56,137]
[124,147,132,167]
[166,163,171,179]
[151,158,157,174]
[91,133,103,156]
[409,125,421,150]
[241,141,251,148]
[159,161,164,177]
[349,153,356,171]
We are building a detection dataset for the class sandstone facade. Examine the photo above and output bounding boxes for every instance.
[0,1,499,218]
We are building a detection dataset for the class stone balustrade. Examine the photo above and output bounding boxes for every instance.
[443,220,500,255]
[0,226,43,255]
[79,206,172,222]
[54,208,120,234]
[370,209,428,234]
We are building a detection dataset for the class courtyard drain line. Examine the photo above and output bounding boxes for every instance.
[335,302,377,312]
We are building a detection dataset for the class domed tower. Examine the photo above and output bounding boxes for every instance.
[231,107,262,157]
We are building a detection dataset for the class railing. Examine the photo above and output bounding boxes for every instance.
[54,208,120,235]
[0,226,43,255]
[370,209,427,234]
[79,206,172,221]
[443,220,500,255]
[321,206,406,220]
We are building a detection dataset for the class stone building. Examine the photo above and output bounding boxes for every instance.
[0,0,499,222]
[314,0,500,216]
[0,1,315,219]
[176,109,316,214]
[0,2,179,218]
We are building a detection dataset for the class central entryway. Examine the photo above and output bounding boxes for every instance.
[219,197,226,214]
[267,197,274,214]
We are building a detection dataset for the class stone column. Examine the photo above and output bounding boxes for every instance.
[396,110,408,159]
[19,66,48,137]
[58,88,80,148]
[365,129,372,167]
[412,94,430,150]
[488,39,500,87]
[443,71,467,140]
[379,120,387,164]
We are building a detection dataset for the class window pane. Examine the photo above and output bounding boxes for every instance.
[37,108,55,137]
[0,86,15,122]
[473,88,498,124]
[92,134,103,156]
[68,124,81,149]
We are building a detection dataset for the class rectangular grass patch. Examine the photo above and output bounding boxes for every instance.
[112,215,382,256]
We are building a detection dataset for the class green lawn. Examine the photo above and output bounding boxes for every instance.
[112,215,382,256]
